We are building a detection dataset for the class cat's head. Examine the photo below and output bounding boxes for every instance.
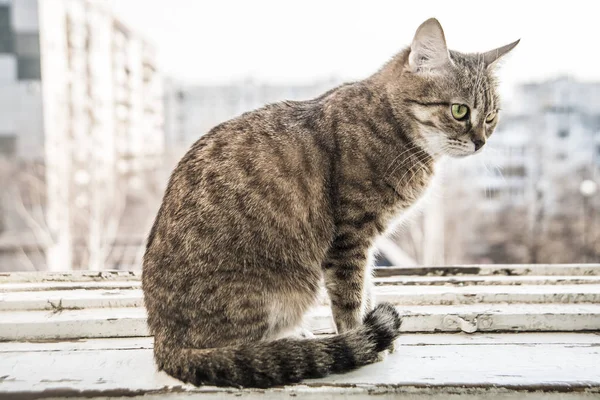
[388,18,519,158]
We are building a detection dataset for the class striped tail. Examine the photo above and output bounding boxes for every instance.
[158,303,401,388]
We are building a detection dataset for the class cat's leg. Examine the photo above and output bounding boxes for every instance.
[262,288,319,341]
[274,326,315,340]
[363,265,375,313]
[323,236,372,333]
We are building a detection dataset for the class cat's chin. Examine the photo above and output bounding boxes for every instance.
[445,151,475,159]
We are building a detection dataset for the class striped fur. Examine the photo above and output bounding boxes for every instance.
[155,303,400,388]
[142,18,517,388]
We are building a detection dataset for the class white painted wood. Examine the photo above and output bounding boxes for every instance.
[22,390,600,400]
[0,308,149,340]
[316,303,600,334]
[378,264,600,276]
[375,284,600,305]
[0,280,143,292]
[0,334,598,398]
[1,264,598,284]
[0,270,142,284]
[2,303,600,341]
[0,288,145,311]
[375,275,600,286]
[3,274,600,293]
[0,267,598,397]
[3,284,600,312]
[3,332,600,353]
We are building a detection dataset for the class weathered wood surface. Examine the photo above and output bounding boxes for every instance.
[3,284,600,312]
[2,265,600,340]
[2,303,600,341]
[0,334,599,399]
[1,267,599,398]
[2,275,600,292]
[1,264,599,284]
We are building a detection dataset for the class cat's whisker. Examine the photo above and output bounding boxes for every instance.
[393,149,429,188]
[387,150,428,185]
[384,146,427,181]
[383,145,421,177]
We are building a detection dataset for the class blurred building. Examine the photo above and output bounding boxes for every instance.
[0,0,164,271]
[0,0,43,160]
[163,78,338,159]
[445,77,600,263]
[516,78,600,215]
[459,78,600,214]
[461,117,531,211]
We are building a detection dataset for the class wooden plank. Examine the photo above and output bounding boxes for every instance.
[376,284,600,305]
[0,270,142,283]
[3,284,600,312]
[0,334,598,398]
[3,275,600,293]
[1,264,598,284]
[0,308,149,340]
[0,280,142,292]
[2,304,600,341]
[0,288,145,311]
[3,333,600,353]
[376,264,600,277]
[375,275,600,286]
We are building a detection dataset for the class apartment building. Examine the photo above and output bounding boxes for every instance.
[163,78,339,158]
[455,78,600,214]
[0,0,164,271]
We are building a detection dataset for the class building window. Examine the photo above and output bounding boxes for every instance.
[0,134,17,157]
[13,32,41,80]
[484,188,501,200]
[0,5,13,54]
[509,187,525,199]
[503,166,526,178]
[17,56,41,80]
[14,32,40,58]
[558,129,569,138]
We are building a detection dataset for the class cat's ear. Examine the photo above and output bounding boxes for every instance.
[408,18,451,73]
[482,39,520,69]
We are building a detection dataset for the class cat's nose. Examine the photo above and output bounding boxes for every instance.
[472,138,485,151]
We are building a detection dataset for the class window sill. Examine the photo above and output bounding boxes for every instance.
[1,333,599,399]
[0,265,599,398]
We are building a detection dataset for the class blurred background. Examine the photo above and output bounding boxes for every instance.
[0,0,598,272]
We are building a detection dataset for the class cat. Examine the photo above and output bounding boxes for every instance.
[142,18,518,388]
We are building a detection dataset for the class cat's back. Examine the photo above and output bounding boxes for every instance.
[169,100,333,215]
[145,99,336,277]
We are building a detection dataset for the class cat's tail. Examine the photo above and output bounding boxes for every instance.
[156,303,401,388]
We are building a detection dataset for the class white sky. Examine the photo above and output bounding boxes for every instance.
[111,0,600,95]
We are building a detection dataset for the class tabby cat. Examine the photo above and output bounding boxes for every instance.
[143,18,518,388]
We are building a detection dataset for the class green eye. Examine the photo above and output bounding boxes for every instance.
[451,104,469,120]
[486,111,497,123]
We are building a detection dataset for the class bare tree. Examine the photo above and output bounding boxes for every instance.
[0,158,158,271]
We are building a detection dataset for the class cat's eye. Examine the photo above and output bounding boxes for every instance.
[451,104,469,121]
[486,111,497,123]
